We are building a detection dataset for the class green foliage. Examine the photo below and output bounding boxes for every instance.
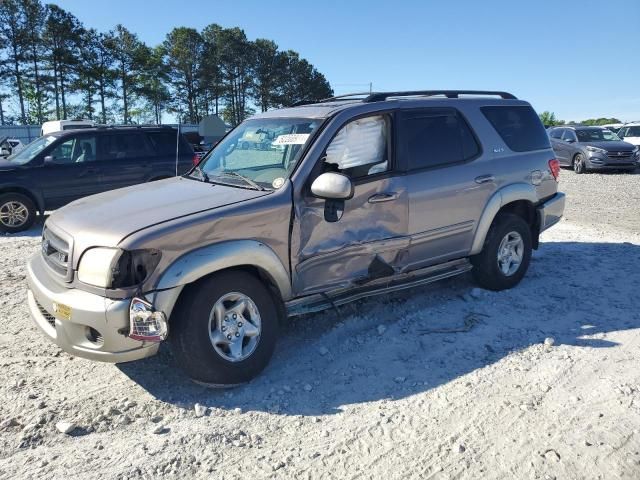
[0,0,334,126]
[538,111,565,127]
[580,117,621,126]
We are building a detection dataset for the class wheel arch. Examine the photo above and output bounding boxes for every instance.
[470,184,538,255]
[154,239,292,304]
[0,186,44,213]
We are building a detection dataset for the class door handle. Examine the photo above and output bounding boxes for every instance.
[368,192,398,203]
[474,174,495,184]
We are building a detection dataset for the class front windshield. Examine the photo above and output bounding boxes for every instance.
[7,135,58,165]
[196,118,321,190]
[576,129,620,142]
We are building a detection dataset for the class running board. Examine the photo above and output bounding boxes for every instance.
[286,258,472,317]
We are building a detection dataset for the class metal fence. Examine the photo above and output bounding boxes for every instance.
[0,125,41,144]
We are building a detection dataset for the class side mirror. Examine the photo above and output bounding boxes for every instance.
[310,172,353,200]
[43,155,54,163]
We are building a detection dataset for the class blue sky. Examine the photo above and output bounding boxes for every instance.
[49,0,640,122]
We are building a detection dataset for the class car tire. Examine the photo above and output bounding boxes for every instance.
[471,213,532,291]
[572,153,586,174]
[0,193,37,233]
[170,270,279,386]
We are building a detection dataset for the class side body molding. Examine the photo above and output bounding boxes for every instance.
[470,183,538,255]
[154,240,292,300]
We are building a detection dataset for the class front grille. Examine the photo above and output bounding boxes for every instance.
[607,151,633,159]
[41,227,70,277]
[35,299,56,328]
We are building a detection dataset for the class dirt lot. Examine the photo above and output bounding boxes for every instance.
[1,169,639,480]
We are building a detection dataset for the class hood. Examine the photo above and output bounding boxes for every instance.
[581,140,635,151]
[48,177,271,249]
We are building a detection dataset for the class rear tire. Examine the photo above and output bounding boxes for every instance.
[170,270,279,386]
[471,213,532,291]
[0,193,36,233]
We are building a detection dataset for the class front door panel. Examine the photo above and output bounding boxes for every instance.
[292,175,409,295]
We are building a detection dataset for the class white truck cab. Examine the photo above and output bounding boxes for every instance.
[41,120,96,136]
[617,123,640,147]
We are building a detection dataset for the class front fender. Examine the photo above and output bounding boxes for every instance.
[154,239,292,300]
[470,183,538,255]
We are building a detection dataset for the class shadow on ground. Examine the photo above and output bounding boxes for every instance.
[118,239,639,415]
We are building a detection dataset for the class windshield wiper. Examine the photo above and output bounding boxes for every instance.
[217,171,266,191]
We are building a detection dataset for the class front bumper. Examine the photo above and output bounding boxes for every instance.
[26,253,159,363]
[537,192,565,233]
[586,152,639,169]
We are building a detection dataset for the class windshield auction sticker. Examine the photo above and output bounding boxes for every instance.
[272,134,310,145]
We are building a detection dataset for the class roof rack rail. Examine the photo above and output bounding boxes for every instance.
[364,90,517,102]
[290,92,372,107]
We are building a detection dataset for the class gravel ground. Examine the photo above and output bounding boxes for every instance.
[0,169,639,480]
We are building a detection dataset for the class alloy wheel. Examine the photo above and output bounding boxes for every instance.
[0,201,29,228]
[496,231,524,276]
[208,292,262,362]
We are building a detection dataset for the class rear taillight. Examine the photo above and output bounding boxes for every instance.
[193,154,201,166]
[549,159,560,181]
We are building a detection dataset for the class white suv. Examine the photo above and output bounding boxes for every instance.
[618,123,640,148]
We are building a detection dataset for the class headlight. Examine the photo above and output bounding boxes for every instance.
[586,146,607,154]
[77,247,120,287]
[77,247,161,288]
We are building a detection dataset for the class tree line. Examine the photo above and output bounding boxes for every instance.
[0,0,333,126]
[539,111,622,127]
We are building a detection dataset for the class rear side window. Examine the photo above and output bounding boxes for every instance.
[401,109,480,170]
[147,131,180,153]
[99,133,152,161]
[550,128,564,139]
[481,106,550,152]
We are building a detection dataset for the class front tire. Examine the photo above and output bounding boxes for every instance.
[573,153,586,174]
[170,270,279,386]
[471,213,532,291]
[0,193,36,233]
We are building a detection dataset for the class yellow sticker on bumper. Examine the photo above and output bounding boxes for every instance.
[52,302,72,321]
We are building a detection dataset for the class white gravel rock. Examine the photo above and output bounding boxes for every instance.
[194,403,207,418]
[55,421,76,434]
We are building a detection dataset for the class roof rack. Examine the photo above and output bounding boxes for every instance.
[289,90,517,108]
[364,90,517,102]
[94,124,174,130]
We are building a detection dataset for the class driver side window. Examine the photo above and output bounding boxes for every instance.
[323,114,390,179]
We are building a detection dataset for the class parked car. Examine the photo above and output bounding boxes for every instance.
[41,119,96,136]
[548,125,639,173]
[0,126,196,232]
[0,137,24,158]
[26,90,565,385]
[617,123,640,148]
[601,123,623,133]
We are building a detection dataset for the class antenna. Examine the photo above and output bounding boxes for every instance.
[175,122,180,177]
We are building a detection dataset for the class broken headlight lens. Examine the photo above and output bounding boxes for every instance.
[77,248,161,288]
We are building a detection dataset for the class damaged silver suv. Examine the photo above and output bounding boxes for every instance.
[27,90,565,385]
